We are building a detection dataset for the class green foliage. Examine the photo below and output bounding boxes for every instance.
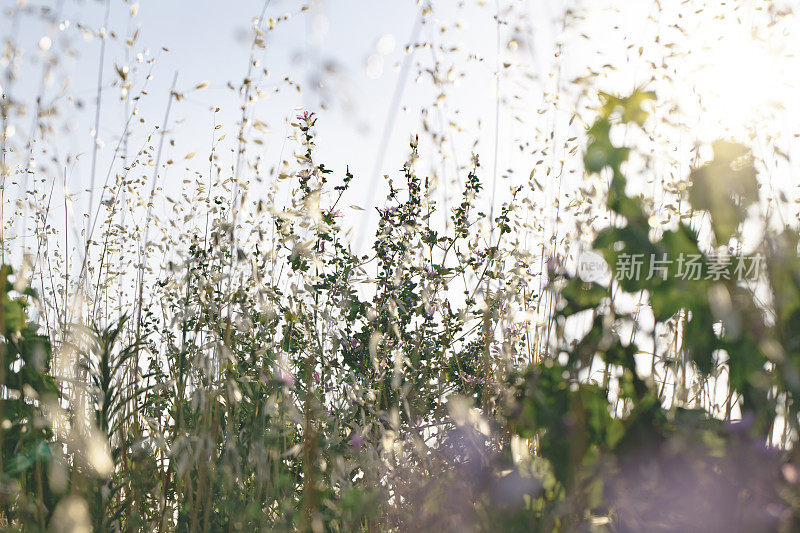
[0,266,60,531]
[689,140,759,244]
[497,89,800,530]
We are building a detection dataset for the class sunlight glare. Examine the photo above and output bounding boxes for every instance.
[681,19,800,141]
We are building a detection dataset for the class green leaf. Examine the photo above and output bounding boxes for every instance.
[689,141,758,243]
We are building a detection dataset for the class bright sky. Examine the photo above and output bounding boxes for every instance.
[2,0,800,265]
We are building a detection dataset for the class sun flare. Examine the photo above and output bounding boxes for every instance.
[679,15,800,140]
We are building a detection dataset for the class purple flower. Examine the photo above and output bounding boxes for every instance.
[378,206,400,226]
[277,371,295,388]
[782,464,799,484]
[724,411,755,434]
[349,432,364,450]
[546,256,563,275]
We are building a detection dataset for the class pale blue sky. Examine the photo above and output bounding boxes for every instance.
[3,0,799,262]
[1,0,563,254]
